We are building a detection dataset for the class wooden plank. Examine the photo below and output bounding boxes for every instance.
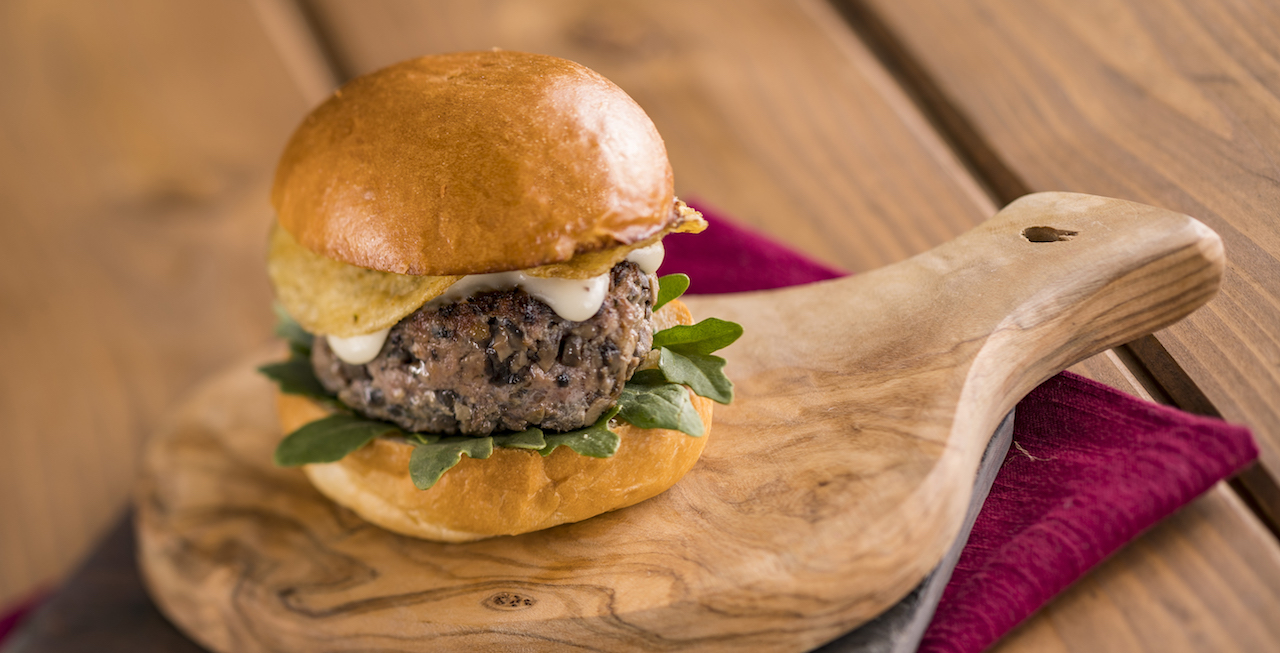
[3,2,1270,652]
[856,0,1280,499]
[0,0,311,607]
[228,3,1280,651]
[301,0,994,274]
[302,2,1280,649]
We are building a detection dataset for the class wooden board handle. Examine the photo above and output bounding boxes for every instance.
[681,191,1224,630]
[699,191,1223,420]
[881,192,1225,560]
[938,192,1223,422]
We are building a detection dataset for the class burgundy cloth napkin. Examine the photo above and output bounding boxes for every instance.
[0,205,1257,652]
[662,204,1258,653]
[0,588,45,645]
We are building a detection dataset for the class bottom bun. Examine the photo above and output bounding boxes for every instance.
[275,300,713,543]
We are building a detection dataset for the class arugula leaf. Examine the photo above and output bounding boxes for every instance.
[655,348,734,404]
[258,359,338,404]
[409,437,494,489]
[617,378,705,437]
[492,428,547,450]
[274,415,400,466]
[654,274,690,311]
[407,432,441,446]
[273,303,314,358]
[259,308,342,407]
[540,406,621,458]
[628,368,667,385]
[652,318,743,355]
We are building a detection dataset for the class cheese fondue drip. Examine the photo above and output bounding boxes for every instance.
[326,242,664,365]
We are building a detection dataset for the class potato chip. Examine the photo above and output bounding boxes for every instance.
[525,201,707,279]
[267,224,460,337]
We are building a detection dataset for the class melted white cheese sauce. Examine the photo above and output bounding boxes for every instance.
[327,242,666,365]
[327,328,392,365]
[433,271,611,322]
[625,241,665,275]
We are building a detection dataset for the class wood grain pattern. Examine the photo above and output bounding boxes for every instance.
[300,0,996,274]
[818,413,1014,653]
[136,193,1222,652]
[858,0,1280,498]
[0,0,308,607]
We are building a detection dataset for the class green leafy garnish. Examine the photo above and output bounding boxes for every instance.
[540,406,621,458]
[652,318,743,355]
[406,432,441,446]
[492,428,547,450]
[274,303,314,359]
[644,317,740,405]
[655,348,734,404]
[274,415,401,466]
[257,358,339,406]
[654,274,690,311]
[618,373,705,436]
[408,437,495,489]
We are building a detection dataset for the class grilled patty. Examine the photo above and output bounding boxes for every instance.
[313,262,656,435]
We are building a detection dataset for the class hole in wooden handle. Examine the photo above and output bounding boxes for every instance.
[484,591,538,611]
[1022,226,1078,242]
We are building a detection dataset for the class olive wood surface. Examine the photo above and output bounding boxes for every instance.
[135,192,1223,652]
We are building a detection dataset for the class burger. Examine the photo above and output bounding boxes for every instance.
[259,51,740,543]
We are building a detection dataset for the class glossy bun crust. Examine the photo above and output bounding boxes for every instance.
[271,51,676,276]
[277,390,711,543]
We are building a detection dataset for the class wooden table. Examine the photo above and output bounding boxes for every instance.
[3,1,1279,650]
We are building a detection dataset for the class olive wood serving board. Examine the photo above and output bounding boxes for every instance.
[135,192,1223,652]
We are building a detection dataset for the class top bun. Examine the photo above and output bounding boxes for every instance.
[271,51,676,276]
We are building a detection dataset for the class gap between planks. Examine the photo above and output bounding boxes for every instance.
[245,0,343,105]
[825,0,1280,540]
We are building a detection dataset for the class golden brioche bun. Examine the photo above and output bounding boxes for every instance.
[275,300,713,542]
[271,51,676,277]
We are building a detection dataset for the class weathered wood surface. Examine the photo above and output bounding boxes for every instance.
[0,0,307,607]
[856,0,1280,505]
[136,193,1222,652]
[4,0,1279,650]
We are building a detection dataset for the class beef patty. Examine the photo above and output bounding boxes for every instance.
[313,262,656,435]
